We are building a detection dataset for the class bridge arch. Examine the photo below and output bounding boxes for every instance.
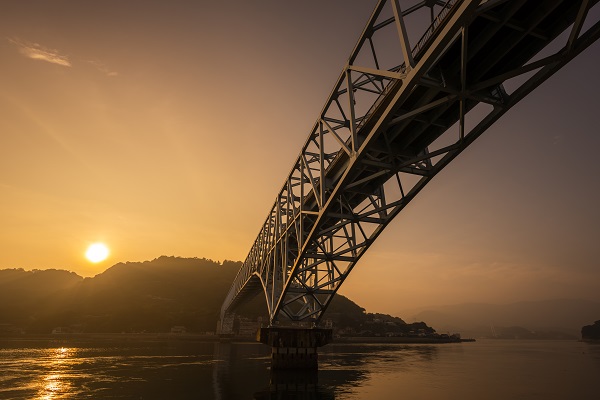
[220,0,600,327]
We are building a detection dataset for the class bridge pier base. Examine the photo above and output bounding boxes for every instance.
[257,327,332,369]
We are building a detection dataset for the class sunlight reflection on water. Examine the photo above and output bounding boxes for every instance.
[38,348,76,399]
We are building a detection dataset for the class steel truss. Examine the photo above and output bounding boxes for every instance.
[220,0,600,326]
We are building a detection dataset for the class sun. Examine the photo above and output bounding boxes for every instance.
[85,243,110,263]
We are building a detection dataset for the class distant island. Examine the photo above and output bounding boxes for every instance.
[0,256,460,342]
[402,299,600,340]
[582,320,600,341]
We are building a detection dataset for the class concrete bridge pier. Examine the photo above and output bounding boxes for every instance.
[257,327,332,369]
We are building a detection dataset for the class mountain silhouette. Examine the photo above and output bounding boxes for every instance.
[0,256,406,335]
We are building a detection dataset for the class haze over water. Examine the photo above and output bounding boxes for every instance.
[1,339,598,399]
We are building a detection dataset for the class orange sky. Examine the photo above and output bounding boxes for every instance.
[1,1,599,314]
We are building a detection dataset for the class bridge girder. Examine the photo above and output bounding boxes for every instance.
[220,0,600,326]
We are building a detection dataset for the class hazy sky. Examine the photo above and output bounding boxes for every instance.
[1,1,599,314]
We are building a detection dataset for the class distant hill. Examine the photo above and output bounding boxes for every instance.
[581,320,600,341]
[0,268,83,329]
[0,256,431,336]
[402,299,600,338]
[0,257,243,333]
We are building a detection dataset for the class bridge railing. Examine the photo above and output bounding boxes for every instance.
[413,0,459,57]
[355,0,461,139]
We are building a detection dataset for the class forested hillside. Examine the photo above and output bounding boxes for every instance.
[0,256,432,336]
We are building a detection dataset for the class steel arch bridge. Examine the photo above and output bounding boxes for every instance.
[220,0,600,327]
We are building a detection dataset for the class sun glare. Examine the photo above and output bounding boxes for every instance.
[85,243,109,263]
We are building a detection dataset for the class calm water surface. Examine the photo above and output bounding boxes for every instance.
[0,338,598,399]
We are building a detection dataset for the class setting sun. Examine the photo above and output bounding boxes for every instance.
[85,243,110,263]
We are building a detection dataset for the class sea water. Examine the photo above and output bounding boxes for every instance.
[0,338,598,399]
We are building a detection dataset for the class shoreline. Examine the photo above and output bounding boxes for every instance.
[0,332,221,344]
[332,336,476,344]
[0,332,475,345]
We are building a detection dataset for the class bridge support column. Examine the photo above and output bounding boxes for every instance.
[216,313,235,339]
[257,327,332,369]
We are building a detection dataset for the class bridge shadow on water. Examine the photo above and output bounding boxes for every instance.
[212,341,440,399]
[212,341,339,399]
[253,369,330,400]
